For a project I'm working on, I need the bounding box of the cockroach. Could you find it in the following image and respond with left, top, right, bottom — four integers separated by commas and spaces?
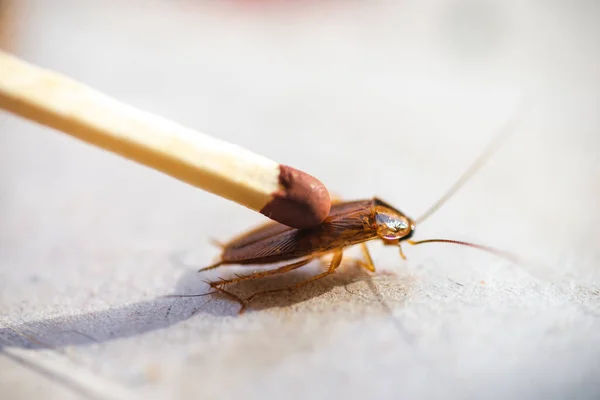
185, 110, 525, 313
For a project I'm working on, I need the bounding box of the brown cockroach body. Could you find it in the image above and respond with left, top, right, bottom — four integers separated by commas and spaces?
200, 193, 514, 313
212, 198, 413, 267
192, 107, 527, 312
200, 198, 415, 311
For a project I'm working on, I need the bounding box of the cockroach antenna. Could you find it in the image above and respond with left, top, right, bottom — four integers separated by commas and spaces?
408, 98, 533, 263
416, 99, 531, 225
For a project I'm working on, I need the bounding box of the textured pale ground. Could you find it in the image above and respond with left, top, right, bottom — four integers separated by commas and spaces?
1, 1, 599, 399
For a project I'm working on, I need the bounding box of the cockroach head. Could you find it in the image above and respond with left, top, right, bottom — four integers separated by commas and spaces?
372, 198, 415, 243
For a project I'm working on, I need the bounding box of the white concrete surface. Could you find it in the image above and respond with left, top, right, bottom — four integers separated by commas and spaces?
1, 1, 599, 399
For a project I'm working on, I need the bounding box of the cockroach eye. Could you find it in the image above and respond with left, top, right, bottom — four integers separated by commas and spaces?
375, 212, 411, 240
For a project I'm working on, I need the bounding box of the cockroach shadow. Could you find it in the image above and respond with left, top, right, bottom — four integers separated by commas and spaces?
0, 289, 217, 350
169, 251, 412, 314
0, 267, 242, 350
0, 257, 401, 350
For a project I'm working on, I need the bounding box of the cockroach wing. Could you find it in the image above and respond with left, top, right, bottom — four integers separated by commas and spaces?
219, 199, 379, 265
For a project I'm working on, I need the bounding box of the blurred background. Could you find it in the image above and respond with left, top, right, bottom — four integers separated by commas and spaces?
1, 1, 599, 399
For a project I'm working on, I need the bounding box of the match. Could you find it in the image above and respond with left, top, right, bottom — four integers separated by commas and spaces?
0, 50, 331, 229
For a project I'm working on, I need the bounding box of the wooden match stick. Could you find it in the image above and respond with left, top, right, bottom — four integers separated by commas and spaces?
0, 50, 331, 229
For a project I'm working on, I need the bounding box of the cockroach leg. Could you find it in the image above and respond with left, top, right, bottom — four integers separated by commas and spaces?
210, 284, 249, 313
398, 243, 407, 260
198, 260, 224, 272
341, 245, 375, 273
359, 243, 376, 272
205, 257, 318, 314
207, 257, 315, 288
349, 258, 370, 272
244, 251, 343, 304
